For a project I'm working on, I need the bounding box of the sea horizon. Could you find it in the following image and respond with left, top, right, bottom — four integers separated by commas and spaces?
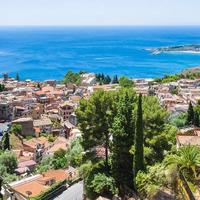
0, 26, 200, 81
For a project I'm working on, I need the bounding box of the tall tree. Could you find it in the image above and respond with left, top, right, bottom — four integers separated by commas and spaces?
112, 75, 119, 84
2, 131, 10, 150
194, 111, 200, 127
119, 76, 134, 88
16, 73, 20, 81
111, 90, 135, 189
187, 101, 194, 125
63, 70, 81, 85
0, 84, 5, 92
76, 90, 116, 169
134, 94, 144, 176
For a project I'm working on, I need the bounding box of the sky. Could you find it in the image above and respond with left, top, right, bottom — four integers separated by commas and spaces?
0, 0, 200, 26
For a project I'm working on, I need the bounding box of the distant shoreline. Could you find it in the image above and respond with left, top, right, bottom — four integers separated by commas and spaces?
147, 45, 200, 54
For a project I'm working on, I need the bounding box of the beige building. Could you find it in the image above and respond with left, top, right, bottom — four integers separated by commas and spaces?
12, 117, 35, 137
58, 102, 74, 121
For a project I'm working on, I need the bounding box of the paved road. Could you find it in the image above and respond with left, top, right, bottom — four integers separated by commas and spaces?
54, 181, 84, 200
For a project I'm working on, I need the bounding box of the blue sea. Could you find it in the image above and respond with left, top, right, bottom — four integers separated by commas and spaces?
0, 26, 200, 81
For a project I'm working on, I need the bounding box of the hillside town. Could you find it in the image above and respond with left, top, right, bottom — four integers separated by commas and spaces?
0, 71, 200, 200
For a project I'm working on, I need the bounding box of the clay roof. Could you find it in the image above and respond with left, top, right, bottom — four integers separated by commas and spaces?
177, 135, 200, 146
18, 160, 37, 168
12, 170, 69, 197
14, 181, 47, 197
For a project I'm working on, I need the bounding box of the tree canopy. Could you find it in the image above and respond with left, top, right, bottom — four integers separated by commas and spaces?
119, 76, 134, 88
63, 70, 81, 85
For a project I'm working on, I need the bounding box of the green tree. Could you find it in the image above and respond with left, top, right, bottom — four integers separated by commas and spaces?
187, 101, 194, 125
16, 73, 20, 81
2, 131, 10, 150
134, 94, 144, 176
136, 163, 172, 199
119, 76, 134, 88
63, 70, 81, 85
96, 74, 111, 84
111, 90, 136, 189
53, 148, 69, 169
76, 90, 116, 169
165, 145, 200, 179
0, 84, 5, 92
37, 156, 54, 173
91, 173, 118, 197
68, 138, 84, 167
142, 96, 172, 165
0, 151, 17, 174
10, 124, 22, 134
194, 111, 200, 127
170, 113, 187, 128
112, 75, 119, 84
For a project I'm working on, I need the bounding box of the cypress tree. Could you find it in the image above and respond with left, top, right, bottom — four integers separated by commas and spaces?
134, 94, 144, 176
16, 73, 20, 81
3, 131, 10, 150
194, 111, 200, 127
112, 75, 119, 84
111, 90, 135, 189
187, 101, 194, 125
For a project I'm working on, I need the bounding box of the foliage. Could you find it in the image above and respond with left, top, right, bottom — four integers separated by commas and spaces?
187, 101, 195, 125
16, 73, 20, 81
63, 70, 81, 85
25, 135, 33, 140
170, 113, 187, 128
53, 148, 69, 169
2, 131, 10, 150
78, 161, 93, 179
171, 87, 178, 95
154, 72, 200, 84
68, 138, 84, 167
10, 124, 22, 134
136, 163, 171, 199
47, 134, 56, 142
0, 151, 18, 183
119, 76, 134, 88
194, 111, 200, 127
142, 96, 175, 165
0, 151, 17, 174
112, 75, 119, 84
0, 84, 5, 92
135, 94, 145, 175
154, 74, 183, 83
165, 145, 200, 180
91, 173, 118, 196
96, 73, 111, 84
3, 174, 18, 183
83, 161, 115, 199
76, 90, 117, 168
37, 156, 54, 173
77, 89, 176, 197
111, 90, 136, 188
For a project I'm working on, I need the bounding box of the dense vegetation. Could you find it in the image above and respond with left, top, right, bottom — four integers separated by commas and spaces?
0, 151, 18, 183
0, 84, 5, 92
118, 76, 134, 88
63, 70, 83, 85
154, 72, 200, 83
95, 73, 119, 85
76, 89, 177, 199
37, 138, 83, 173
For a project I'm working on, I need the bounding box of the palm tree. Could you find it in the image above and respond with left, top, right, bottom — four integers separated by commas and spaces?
165, 145, 200, 179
